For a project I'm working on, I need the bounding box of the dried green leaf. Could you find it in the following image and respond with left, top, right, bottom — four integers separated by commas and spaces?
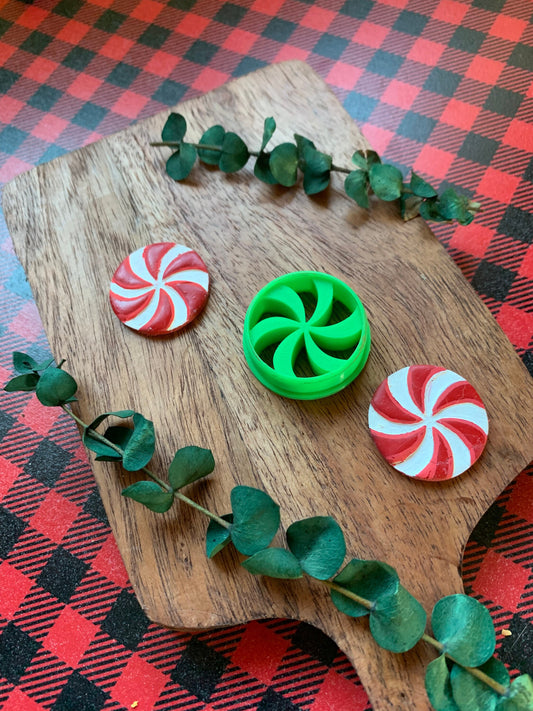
369, 163, 404, 201
35, 368, 77, 406
13, 351, 53, 374
496, 674, 533, 711
260, 117, 276, 152
438, 189, 471, 221
168, 446, 215, 490
121, 412, 156, 471
301, 145, 332, 195
4, 373, 40, 392
269, 142, 299, 187
351, 150, 368, 170
400, 193, 424, 221
425, 655, 460, 711
122, 481, 174, 513
219, 132, 249, 173
94, 425, 133, 461
254, 151, 278, 184
242, 547, 303, 579
410, 171, 438, 198
287, 516, 345, 580
419, 197, 449, 223
345, 170, 369, 209
198, 125, 225, 165
162, 112, 187, 143
206, 514, 233, 558
330, 559, 399, 618
450, 657, 509, 711
369, 584, 427, 653
83, 410, 134, 459
166, 143, 197, 181
431, 595, 496, 667
230, 485, 280, 556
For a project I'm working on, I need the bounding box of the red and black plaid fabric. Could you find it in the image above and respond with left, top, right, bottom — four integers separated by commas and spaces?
0, 0, 531, 709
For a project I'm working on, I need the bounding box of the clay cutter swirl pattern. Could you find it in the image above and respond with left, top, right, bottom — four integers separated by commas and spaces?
243, 271, 371, 400
368, 365, 488, 481
109, 242, 209, 335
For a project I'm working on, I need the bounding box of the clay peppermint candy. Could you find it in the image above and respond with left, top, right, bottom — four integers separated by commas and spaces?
109, 243, 209, 335
368, 365, 488, 481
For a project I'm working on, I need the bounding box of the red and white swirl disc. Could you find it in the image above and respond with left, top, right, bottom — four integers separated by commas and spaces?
368, 365, 488, 481
109, 243, 209, 335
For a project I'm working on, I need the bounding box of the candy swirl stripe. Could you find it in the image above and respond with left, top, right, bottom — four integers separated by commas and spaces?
368, 365, 488, 480
109, 243, 209, 335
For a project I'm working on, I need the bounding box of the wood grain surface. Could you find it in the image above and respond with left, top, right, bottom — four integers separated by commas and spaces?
4, 62, 532, 710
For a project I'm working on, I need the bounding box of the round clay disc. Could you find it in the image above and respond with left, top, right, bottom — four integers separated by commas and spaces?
368, 365, 488, 481
109, 242, 209, 335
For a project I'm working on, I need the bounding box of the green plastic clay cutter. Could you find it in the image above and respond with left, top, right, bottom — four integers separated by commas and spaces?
243, 271, 371, 399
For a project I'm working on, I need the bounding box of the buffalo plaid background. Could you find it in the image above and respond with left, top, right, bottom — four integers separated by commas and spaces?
0, 0, 532, 709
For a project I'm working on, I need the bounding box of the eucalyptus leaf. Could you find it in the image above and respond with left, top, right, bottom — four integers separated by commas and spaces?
410, 171, 438, 198
168, 446, 215, 490
496, 674, 533, 711
294, 133, 316, 161
219, 132, 250, 172
162, 112, 187, 143
438, 189, 471, 221
198, 125, 225, 165
369, 163, 404, 201
369, 584, 427, 653
419, 197, 449, 223
229, 485, 280, 556
260, 117, 276, 152
83, 410, 135, 460
345, 170, 369, 209
286, 516, 345, 580
450, 657, 510, 711
254, 151, 277, 184
425, 655, 460, 711
400, 193, 424, 221
166, 143, 197, 180
351, 150, 368, 170
242, 547, 303, 579
121, 412, 156, 471
94, 425, 133, 461
13, 351, 52, 373
35, 368, 77, 406
121, 481, 174, 513
4, 373, 40, 392
366, 149, 381, 167
302, 145, 332, 195
431, 595, 496, 667
330, 559, 399, 618
269, 143, 299, 187
206, 514, 233, 558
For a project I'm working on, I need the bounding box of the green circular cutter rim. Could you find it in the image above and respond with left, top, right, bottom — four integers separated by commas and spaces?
243, 271, 371, 399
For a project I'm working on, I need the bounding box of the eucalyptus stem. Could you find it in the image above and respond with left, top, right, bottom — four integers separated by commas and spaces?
174, 490, 231, 528
421, 634, 510, 697
150, 140, 261, 158
323, 580, 373, 609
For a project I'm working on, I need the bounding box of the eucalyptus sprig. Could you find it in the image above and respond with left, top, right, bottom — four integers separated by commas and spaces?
150, 113, 481, 226
4, 353, 532, 711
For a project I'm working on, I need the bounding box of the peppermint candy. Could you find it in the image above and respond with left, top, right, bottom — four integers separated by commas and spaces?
109, 243, 209, 335
368, 365, 488, 481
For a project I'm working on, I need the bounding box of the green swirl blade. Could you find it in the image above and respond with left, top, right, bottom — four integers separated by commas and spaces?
273, 330, 305, 377
262, 285, 306, 322
250, 316, 298, 352
308, 278, 334, 326
304, 332, 349, 375
310, 310, 364, 350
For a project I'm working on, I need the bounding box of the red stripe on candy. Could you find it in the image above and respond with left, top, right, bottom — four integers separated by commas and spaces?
407, 364, 445, 413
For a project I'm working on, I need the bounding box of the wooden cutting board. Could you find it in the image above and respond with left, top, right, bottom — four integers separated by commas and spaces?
4, 61, 532, 710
